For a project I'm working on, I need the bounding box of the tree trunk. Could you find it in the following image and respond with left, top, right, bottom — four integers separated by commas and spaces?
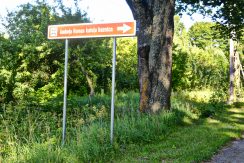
235, 51, 241, 100
126, 0, 175, 112
228, 38, 235, 104
81, 66, 95, 97
6, 69, 17, 102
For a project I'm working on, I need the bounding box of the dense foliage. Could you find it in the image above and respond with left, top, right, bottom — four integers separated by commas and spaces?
0, 2, 233, 105
0, 2, 138, 104
0, 1, 243, 162
172, 16, 229, 91
177, 0, 244, 39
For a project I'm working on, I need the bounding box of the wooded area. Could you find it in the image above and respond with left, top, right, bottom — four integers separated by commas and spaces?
126, 0, 244, 112
0, 0, 244, 162
0, 0, 243, 107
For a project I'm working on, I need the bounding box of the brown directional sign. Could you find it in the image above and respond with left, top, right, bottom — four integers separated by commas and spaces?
48, 21, 136, 39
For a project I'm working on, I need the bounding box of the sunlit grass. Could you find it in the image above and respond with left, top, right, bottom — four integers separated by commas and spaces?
1, 90, 244, 162
116, 107, 244, 162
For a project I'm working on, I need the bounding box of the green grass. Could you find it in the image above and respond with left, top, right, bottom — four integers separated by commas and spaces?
1, 90, 244, 162
115, 106, 244, 162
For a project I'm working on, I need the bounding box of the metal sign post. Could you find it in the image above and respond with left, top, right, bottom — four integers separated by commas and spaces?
62, 39, 69, 146
110, 37, 116, 144
47, 21, 136, 145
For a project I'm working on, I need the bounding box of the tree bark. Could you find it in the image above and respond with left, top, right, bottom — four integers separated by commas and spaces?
235, 51, 241, 100
126, 0, 175, 112
228, 38, 235, 104
80, 66, 95, 97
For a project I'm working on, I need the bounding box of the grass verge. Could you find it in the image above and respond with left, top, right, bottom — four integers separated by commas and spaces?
115, 105, 244, 162
1, 91, 244, 162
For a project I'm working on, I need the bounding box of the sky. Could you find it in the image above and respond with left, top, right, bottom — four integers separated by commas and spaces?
0, 0, 212, 32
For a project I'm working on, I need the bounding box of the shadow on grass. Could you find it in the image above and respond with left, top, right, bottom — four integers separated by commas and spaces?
234, 102, 244, 108
117, 104, 244, 162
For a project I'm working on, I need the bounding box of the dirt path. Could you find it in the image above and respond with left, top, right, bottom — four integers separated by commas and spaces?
208, 135, 244, 163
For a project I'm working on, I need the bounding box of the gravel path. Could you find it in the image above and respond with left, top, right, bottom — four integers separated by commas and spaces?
209, 135, 244, 163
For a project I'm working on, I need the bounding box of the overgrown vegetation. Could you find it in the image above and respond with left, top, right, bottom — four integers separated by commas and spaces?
1, 90, 238, 162
116, 105, 244, 162
0, 1, 244, 162
1, 2, 240, 104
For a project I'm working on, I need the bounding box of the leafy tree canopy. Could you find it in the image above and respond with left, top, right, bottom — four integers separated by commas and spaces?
188, 22, 228, 50
177, 0, 244, 39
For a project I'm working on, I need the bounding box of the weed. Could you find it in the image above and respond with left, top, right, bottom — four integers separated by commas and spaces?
1, 90, 243, 162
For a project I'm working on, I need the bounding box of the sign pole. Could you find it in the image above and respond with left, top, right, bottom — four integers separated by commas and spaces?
110, 37, 116, 144
48, 21, 136, 145
62, 39, 69, 146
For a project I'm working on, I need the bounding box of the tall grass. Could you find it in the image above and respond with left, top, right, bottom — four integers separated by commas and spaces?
0, 90, 224, 162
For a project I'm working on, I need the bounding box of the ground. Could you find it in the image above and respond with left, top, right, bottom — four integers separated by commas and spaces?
209, 134, 244, 163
